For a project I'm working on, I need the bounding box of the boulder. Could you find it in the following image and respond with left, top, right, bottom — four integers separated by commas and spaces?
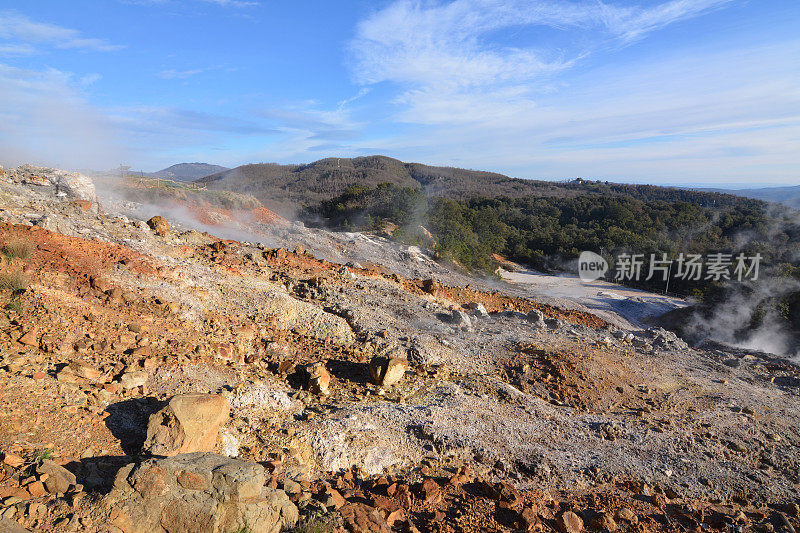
526, 309, 545, 327
305, 362, 331, 395
257, 292, 355, 345
105, 453, 298, 533
449, 309, 473, 331
14, 165, 97, 206
556, 511, 584, 533
146, 216, 169, 237
36, 460, 77, 494
369, 356, 409, 388
143, 393, 230, 456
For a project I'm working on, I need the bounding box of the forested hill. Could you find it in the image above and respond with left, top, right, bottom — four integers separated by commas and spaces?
196, 155, 751, 216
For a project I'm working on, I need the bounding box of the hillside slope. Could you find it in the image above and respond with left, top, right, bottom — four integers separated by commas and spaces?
147, 162, 229, 181
197, 156, 579, 216
198, 155, 757, 217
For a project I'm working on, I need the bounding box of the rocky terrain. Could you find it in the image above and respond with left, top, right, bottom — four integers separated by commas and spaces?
0, 164, 798, 533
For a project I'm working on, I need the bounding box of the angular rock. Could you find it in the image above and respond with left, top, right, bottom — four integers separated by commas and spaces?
556, 510, 584, 533
526, 309, 545, 326
119, 370, 148, 390
305, 361, 331, 395
37, 460, 77, 494
17, 330, 38, 347
421, 279, 439, 295
369, 356, 409, 388
339, 502, 390, 533
2, 453, 24, 468
105, 453, 297, 533
449, 309, 472, 331
146, 216, 169, 236
57, 361, 102, 383
589, 512, 617, 531
143, 393, 230, 456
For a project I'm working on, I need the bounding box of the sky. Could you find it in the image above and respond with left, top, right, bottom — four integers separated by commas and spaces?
0, 0, 797, 187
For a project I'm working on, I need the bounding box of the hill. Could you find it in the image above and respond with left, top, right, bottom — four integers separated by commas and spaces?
197, 155, 752, 216
147, 162, 229, 181
712, 185, 800, 210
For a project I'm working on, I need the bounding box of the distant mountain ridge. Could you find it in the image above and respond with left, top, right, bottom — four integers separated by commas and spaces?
196, 155, 759, 217
146, 163, 229, 181
705, 185, 800, 210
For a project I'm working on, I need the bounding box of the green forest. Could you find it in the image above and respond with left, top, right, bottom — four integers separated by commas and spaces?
303, 181, 800, 339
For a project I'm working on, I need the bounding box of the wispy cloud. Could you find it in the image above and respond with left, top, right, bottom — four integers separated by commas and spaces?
159, 67, 211, 79
0, 43, 36, 56
201, 0, 259, 7
121, 0, 258, 6
352, 40, 800, 184
0, 11, 124, 53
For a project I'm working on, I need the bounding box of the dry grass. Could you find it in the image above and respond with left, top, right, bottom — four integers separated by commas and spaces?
2, 239, 35, 261
0, 267, 29, 296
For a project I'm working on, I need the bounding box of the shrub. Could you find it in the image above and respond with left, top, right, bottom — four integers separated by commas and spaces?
0, 267, 29, 296
2, 239, 34, 261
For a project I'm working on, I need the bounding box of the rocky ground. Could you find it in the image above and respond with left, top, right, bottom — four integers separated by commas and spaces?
0, 165, 798, 533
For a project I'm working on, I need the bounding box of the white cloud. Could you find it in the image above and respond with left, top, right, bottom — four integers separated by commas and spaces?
341, 0, 800, 184
0, 11, 124, 52
349, 39, 800, 184
350, 0, 732, 88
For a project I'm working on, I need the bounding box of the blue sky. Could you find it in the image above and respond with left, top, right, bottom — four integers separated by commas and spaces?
0, 0, 797, 186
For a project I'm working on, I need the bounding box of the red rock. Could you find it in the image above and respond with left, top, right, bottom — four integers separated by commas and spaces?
518, 506, 538, 531
420, 478, 442, 505
27, 480, 46, 497
556, 511, 584, 533
2, 453, 24, 468
17, 330, 38, 347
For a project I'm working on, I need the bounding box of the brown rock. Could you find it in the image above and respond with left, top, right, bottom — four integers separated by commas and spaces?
556, 511, 584, 533
27, 480, 46, 498
420, 478, 442, 505
142, 393, 230, 456
325, 486, 346, 509
306, 361, 331, 395
651, 493, 668, 509
146, 216, 169, 236
2, 453, 24, 468
37, 460, 76, 494
107, 453, 298, 533
17, 330, 38, 347
394, 484, 412, 508
589, 512, 617, 531
339, 502, 390, 533
614, 507, 636, 523
421, 279, 439, 295
58, 361, 102, 383
369, 356, 409, 388
518, 506, 538, 531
